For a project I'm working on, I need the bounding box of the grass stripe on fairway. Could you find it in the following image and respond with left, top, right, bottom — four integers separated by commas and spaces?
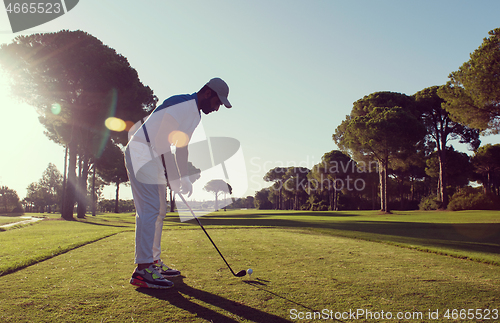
179, 210, 500, 266
0, 218, 128, 276
1, 227, 499, 322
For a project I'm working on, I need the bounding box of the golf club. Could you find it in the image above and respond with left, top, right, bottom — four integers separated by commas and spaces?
176, 193, 246, 277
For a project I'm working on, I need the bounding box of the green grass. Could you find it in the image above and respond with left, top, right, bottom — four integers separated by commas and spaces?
0, 215, 133, 276
199, 209, 500, 223
171, 209, 500, 265
0, 210, 499, 322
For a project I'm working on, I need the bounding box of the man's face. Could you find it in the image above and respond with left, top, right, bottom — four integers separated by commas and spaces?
200, 90, 222, 115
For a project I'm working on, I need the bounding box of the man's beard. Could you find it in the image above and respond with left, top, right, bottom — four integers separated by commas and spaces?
199, 97, 216, 114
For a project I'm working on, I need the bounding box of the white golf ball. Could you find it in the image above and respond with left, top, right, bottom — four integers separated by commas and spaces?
247, 268, 253, 275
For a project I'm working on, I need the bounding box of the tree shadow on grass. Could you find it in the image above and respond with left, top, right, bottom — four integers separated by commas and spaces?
136, 275, 293, 322
314, 221, 500, 255
180, 211, 363, 219
75, 219, 133, 228
166, 216, 500, 258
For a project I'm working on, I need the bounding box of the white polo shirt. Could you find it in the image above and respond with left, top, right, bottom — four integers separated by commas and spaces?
126, 93, 201, 183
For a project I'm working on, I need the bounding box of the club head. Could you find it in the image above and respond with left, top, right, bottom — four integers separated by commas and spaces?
235, 270, 247, 277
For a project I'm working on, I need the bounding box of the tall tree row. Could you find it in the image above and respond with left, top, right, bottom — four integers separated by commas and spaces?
414, 86, 480, 208
334, 92, 426, 212
472, 144, 500, 195
438, 28, 500, 133
0, 30, 157, 219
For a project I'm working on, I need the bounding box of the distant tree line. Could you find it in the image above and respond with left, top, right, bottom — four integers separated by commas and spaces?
0, 186, 23, 214
14, 162, 135, 214
98, 199, 135, 213
254, 144, 500, 211
254, 28, 500, 212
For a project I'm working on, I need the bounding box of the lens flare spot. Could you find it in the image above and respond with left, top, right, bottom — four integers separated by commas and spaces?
168, 130, 189, 147
51, 103, 61, 115
105, 117, 126, 132
124, 121, 135, 131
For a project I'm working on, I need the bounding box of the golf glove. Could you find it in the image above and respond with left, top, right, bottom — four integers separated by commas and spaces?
180, 177, 193, 197
170, 177, 192, 197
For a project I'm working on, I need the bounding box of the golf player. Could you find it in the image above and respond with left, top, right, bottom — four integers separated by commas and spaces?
125, 78, 232, 289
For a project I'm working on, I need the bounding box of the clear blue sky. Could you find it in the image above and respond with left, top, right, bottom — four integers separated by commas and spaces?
1, 0, 499, 200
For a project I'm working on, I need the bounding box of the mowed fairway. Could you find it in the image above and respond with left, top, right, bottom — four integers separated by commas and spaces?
0, 211, 499, 322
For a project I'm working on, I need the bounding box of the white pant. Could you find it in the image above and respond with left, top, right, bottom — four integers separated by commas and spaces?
125, 149, 167, 264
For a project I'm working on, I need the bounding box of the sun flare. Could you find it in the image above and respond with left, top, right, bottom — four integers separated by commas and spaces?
105, 117, 126, 132
168, 130, 189, 147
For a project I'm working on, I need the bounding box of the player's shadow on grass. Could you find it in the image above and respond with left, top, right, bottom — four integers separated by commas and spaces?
136, 275, 291, 322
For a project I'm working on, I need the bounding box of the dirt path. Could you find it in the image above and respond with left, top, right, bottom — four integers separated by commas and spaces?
0, 217, 44, 229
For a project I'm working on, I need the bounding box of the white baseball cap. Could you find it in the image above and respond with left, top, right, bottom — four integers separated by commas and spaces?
206, 78, 232, 108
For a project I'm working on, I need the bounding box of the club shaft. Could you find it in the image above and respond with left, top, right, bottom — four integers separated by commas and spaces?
177, 193, 237, 276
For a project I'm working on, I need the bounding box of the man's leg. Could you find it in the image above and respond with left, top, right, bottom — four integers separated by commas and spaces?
151, 188, 182, 278
152, 184, 167, 261
130, 170, 168, 267
125, 150, 164, 267
125, 150, 174, 289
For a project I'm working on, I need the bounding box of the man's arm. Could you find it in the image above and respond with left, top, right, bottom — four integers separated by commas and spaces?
175, 146, 188, 177
155, 113, 192, 195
